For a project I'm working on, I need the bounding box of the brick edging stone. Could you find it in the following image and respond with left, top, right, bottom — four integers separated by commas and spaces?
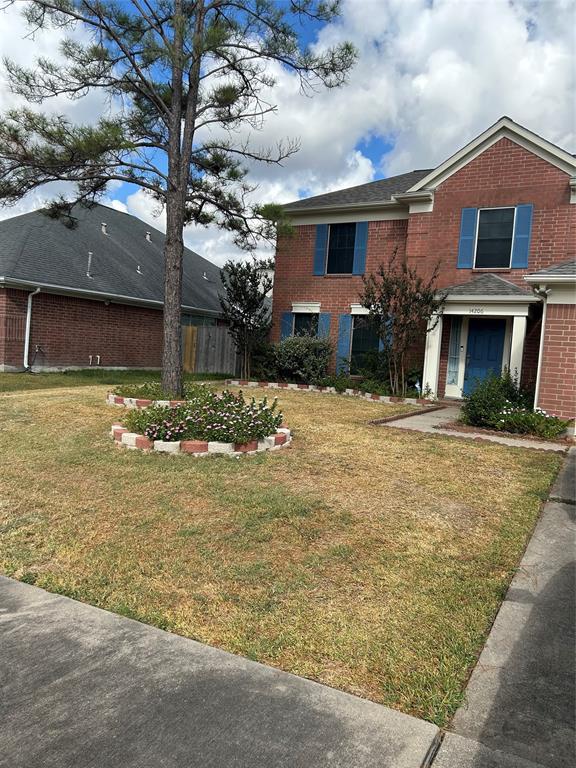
107, 393, 186, 409
225, 380, 434, 406
111, 424, 292, 457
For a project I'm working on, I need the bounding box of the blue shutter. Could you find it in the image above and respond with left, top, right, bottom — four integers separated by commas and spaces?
318, 312, 331, 338
313, 224, 328, 275
511, 204, 533, 269
336, 314, 352, 374
352, 221, 368, 275
457, 208, 478, 268
280, 312, 293, 340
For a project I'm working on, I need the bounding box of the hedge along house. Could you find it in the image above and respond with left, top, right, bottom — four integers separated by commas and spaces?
272, 117, 576, 422
0, 203, 226, 372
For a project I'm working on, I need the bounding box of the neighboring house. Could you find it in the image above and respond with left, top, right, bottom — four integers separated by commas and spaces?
272, 117, 576, 422
0, 203, 225, 371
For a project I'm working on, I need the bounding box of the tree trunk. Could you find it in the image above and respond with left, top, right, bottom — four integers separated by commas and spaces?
161, 195, 185, 396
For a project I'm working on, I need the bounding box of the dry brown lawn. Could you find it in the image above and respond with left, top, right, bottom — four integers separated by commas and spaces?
0, 383, 562, 726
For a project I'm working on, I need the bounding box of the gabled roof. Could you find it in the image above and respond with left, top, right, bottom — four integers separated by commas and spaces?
445, 273, 534, 298
281, 117, 576, 215
283, 170, 432, 212
0, 203, 224, 314
408, 116, 576, 193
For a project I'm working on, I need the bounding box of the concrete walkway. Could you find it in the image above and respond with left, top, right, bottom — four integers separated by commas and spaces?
0, 576, 439, 768
431, 448, 576, 768
380, 406, 568, 452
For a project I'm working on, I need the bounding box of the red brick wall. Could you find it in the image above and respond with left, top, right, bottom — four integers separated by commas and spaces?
0, 288, 164, 369
537, 303, 576, 420
271, 219, 408, 359
272, 137, 574, 382
406, 137, 575, 287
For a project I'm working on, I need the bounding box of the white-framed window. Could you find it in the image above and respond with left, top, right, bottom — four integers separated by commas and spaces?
326, 222, 356, 274
293, 313, 319, 336
474, 207, 516, 269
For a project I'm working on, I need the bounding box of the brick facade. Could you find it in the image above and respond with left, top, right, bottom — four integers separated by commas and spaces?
537, 304, 576, 419
0, 288, 164, 370
272, 136, 575, 419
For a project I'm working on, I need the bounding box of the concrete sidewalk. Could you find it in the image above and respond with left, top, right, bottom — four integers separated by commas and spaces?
0, 576, 439, 768
432, 448, 576, 768
380, 406, 568, 452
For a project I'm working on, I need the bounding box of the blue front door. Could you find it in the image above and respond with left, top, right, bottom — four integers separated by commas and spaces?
463, 318, 506, 395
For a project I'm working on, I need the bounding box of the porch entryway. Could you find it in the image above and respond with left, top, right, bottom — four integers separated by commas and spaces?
421, 273, 541, 399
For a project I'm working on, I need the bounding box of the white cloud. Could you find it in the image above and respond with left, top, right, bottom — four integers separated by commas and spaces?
0, 0, 574, 263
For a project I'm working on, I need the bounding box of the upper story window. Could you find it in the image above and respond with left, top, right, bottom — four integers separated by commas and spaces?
313, 222, 368, 276
458, 204, 533, 271
474, 208, 515, 269
326, 223, 356, 274
293, 312, 318, 336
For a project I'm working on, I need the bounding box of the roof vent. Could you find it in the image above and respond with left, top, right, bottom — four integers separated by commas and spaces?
86, 251, 94, 279
202, 271, 209, 280
136, 265, 142, 275
101, 222, 108, 235
145, 231, 151, 242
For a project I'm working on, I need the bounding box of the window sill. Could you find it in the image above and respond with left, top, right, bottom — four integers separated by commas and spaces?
322, 273, 360, 278
472, 268, 512, 273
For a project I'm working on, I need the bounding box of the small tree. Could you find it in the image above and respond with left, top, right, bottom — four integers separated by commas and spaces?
219, 258, 272, 378
359, 250, 446, 396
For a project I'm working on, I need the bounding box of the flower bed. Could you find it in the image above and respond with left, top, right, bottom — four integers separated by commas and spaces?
226, 380, 432, 405
111, 423, 291, 456
111, 388, 290, 457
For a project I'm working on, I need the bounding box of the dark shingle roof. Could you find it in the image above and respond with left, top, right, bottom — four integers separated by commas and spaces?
445, 273, 532, 297
0, 203, 223, 314
526, 260, 576, 277
283, 169, 432, 211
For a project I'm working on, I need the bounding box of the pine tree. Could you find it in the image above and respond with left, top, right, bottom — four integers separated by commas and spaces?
0, 0, 355, 394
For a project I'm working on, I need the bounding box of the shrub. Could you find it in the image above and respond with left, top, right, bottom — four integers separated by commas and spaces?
315, 374, 355, 393
123, 389, 282, 443
113, 380, 214, 401
274, 336, 333, 384
461, 370, 530, 427
493, 405, 569, 439
251, 341, 278, 381
461, 371, 568, 439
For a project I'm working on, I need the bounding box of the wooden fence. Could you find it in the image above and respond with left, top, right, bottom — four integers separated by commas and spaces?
182, 325, 239, 375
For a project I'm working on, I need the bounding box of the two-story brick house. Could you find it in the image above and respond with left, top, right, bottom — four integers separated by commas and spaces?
271, 117, 576, 422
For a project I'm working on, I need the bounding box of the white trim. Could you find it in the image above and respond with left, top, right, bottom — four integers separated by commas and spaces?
443, 301, 534, 317
422, 314, 443, 397
350, 303, 369, 315
509, 315, 527, 382
407, 118, 576, 193
292, 301, 321, 313
546, 286, 576, 305
534, 300, 548, 409
444, 293, 539, 304
472, 206, 516, 270
524, 273, 576, 284
288, 208, 408, 225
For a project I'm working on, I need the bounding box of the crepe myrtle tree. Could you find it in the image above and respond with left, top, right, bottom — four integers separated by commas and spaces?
0, 0, 356, 396
219, 256, 272, 378
358, 249, 446, 397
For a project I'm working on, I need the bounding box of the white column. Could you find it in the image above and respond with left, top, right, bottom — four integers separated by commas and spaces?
422, 314, 443, 398
509, 315, 527, 385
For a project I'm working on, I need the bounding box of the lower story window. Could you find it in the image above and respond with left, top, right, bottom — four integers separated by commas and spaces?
350, 316, 380, 374
293, 313, 318, 336
446, 317, 462, 386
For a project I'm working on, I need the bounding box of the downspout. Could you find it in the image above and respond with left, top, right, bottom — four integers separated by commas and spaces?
23, 287, 41, 370
533, 287, 549, 409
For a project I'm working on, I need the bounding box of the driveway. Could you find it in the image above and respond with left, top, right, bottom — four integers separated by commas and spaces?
0, 576, 438, 768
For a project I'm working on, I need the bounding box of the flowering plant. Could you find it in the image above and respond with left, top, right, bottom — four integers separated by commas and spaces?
123, 389, 282, 443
